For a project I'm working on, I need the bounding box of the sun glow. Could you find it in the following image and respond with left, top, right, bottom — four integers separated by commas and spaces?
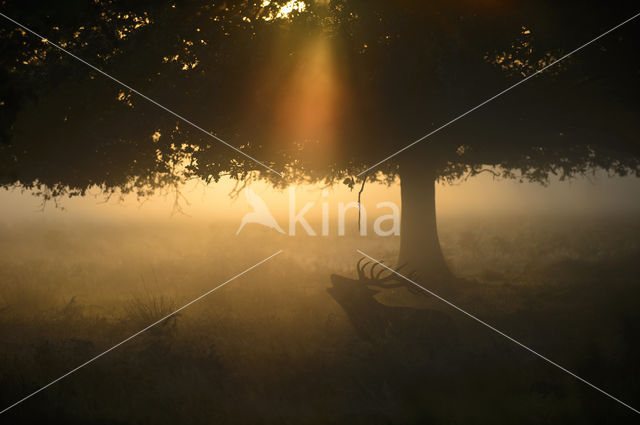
262, 0, 307, 21
273, 35, 341, 151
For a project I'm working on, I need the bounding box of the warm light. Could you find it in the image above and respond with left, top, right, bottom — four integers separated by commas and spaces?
262, 0, 307, 21
273, 36, 341, 149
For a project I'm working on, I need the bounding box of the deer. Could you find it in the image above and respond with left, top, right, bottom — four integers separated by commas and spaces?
327, 258, 456, 345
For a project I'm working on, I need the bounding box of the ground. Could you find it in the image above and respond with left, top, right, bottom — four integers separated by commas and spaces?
0, 214, 638, 424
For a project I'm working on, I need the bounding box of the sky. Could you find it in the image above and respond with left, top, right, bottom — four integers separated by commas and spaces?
1, 171, 639, 228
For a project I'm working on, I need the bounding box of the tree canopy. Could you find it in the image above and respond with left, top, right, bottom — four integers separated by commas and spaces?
1, 0, 639, 199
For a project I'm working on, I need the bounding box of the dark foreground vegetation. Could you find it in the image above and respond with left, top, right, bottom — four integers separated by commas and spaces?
0, 214, 639, 424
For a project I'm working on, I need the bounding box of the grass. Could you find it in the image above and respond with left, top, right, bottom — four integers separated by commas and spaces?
0, 214, 639, 424
123, 287, 179, 333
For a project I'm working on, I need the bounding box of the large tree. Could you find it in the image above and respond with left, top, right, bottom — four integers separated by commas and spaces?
1, 0, 639, 283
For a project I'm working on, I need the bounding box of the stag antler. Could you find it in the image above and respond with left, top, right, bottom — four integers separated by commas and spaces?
356, 257, 424, 296
356, 258, 396, 282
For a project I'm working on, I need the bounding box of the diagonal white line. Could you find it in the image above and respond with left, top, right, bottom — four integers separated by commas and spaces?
357, 12, 640, 177
0, 12, 282, 177
0, 249, 283, 415
356, 249, 640, 415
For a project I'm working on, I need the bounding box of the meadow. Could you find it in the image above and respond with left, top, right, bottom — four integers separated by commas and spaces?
0, 213, 639, 424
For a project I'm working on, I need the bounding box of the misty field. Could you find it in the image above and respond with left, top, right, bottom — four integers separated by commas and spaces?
0, 214, 639, 424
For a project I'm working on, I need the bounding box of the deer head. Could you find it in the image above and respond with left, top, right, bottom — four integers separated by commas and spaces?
328, 259, 402, 308
327, 258, 436, 342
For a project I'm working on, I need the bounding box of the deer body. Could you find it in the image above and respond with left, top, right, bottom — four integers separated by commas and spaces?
327, 260, 456, 344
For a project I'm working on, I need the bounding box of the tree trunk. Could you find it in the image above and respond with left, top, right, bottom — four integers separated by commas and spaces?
398, 161, 451, 283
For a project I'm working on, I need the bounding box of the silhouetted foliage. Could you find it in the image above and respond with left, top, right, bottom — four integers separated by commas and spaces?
1, 0, 638, 196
